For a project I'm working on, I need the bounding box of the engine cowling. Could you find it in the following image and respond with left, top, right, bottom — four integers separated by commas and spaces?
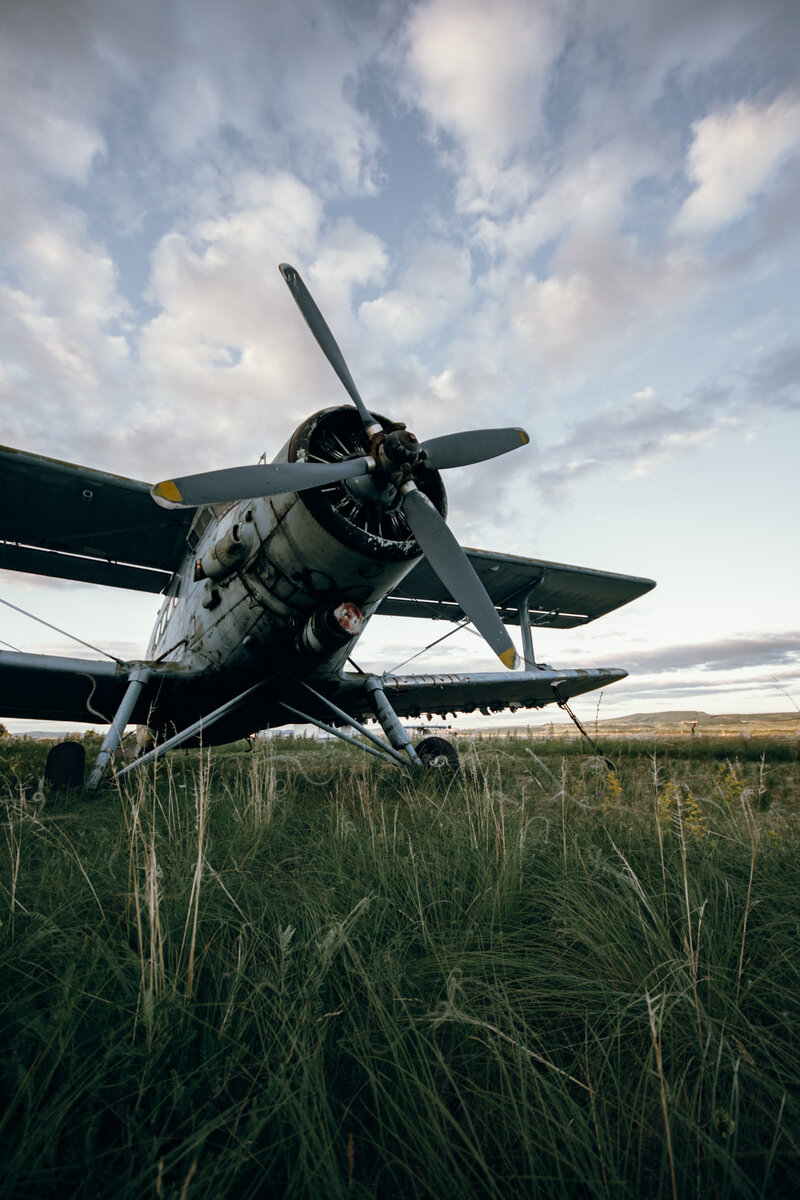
289, 406, 447, 560
236, 406, 448, 623
149, 408, 448, 680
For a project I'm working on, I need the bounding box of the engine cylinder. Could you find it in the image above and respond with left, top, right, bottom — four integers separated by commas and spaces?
288, 407, 446, 561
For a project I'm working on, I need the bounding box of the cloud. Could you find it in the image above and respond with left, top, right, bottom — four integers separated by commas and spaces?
0, 0, 398, 478
398, 0, 564, 212
584, 0, 780, 111
379, 0, 800, 404
549, 632, 800, 715
359, 240, 472, 344
622, 633, 800, 675
0, 209, 131, 452
609, 664, 800, 706
747, 337, 800, 411
676, 92, 800, 235
532, 382, 734, 501
531, 328, 800, 503
125, 0, 385, 195
94, 176, 394, 481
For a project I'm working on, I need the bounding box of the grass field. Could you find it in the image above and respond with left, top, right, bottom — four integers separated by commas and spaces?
1, 732, 799, 1198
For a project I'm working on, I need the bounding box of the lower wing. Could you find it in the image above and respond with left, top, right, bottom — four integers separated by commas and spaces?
0, 651, 200, 725
330, 666, 628, 722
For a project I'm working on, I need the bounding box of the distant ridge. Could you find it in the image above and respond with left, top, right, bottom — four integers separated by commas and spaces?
611, 710, 711, 725
606, 711, 797, 728
523, 710, 800, 737
474, 711, 800, 738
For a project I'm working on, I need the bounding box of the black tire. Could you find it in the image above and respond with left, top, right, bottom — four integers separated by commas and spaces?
415, 736, 459, 772
44, 741, 86, 791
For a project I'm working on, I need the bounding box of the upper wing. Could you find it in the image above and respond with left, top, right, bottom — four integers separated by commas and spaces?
376, 547, 655, 629
330, 666, 628, 722
0, 444, 194, 593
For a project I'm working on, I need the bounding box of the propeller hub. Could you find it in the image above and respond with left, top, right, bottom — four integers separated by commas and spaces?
381, 428, 420, 469
345, 473, 398, 507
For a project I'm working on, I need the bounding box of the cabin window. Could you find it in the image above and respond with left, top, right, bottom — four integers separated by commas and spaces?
186, 505, 214, 551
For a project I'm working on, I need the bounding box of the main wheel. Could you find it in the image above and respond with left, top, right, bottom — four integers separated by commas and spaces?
44, 741, 86, 791
415, 736, 459, 772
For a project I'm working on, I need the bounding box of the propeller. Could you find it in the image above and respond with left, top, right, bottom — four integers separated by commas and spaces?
278, 263, 381, 436
400, 484, 518, 668
151, 263, 530, 669
420, 427, 529, 471
151, 456, 374, 509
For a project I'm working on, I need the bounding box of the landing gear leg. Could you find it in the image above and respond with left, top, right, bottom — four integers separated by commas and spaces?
365, 678, 422, 767
87, 667, 151, 790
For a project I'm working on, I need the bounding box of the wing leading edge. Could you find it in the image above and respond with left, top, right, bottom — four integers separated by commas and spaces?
377, 547, 655, 629
0, 444, 193, 593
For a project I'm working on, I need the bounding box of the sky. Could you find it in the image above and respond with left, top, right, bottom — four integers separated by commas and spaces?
1, 0, 799, 734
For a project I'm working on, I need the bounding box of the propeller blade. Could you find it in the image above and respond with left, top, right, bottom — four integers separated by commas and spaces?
400, 484, 519, 669
279, 263, 378, 433
151, 456, 373, 509
421, 427, 529, 471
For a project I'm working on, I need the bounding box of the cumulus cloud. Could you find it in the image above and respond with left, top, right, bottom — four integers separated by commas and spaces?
129, 184, 391, 477
676, 93, 800, 235
379, 0, 800, 402
0, 0, 398, 477
140, 0, 384, 194
360, 240, 472, 344
398, 0, 564, 212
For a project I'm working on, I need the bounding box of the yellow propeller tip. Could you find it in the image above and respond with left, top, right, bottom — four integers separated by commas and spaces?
517, 428, 530, 446
152, 479, 184, 504
499, 646, 519, 670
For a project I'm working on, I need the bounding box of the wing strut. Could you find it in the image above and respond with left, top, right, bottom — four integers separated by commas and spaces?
279, 702, 404, 767
87, 666, 151, 789
518, 576, 547, 669
112, 680, 267, 784
280, 680, 423, 768
287, 680, 421, 767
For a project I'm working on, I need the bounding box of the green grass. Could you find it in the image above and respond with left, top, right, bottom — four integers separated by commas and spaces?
1, 735, 799, 1198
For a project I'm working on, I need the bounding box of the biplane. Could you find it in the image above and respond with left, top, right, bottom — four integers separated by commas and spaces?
0, 265, 655, 786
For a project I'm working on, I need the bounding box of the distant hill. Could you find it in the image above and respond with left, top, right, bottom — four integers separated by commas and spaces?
610, 711, 711, 726
517, 711, 800, 738
606, 711, 798, 730
476, 711, 800, 738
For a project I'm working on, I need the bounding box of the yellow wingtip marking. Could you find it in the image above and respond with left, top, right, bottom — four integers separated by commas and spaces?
153, 479, 184, 504
500, 646, 518, 670
518, 428, 530, 446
